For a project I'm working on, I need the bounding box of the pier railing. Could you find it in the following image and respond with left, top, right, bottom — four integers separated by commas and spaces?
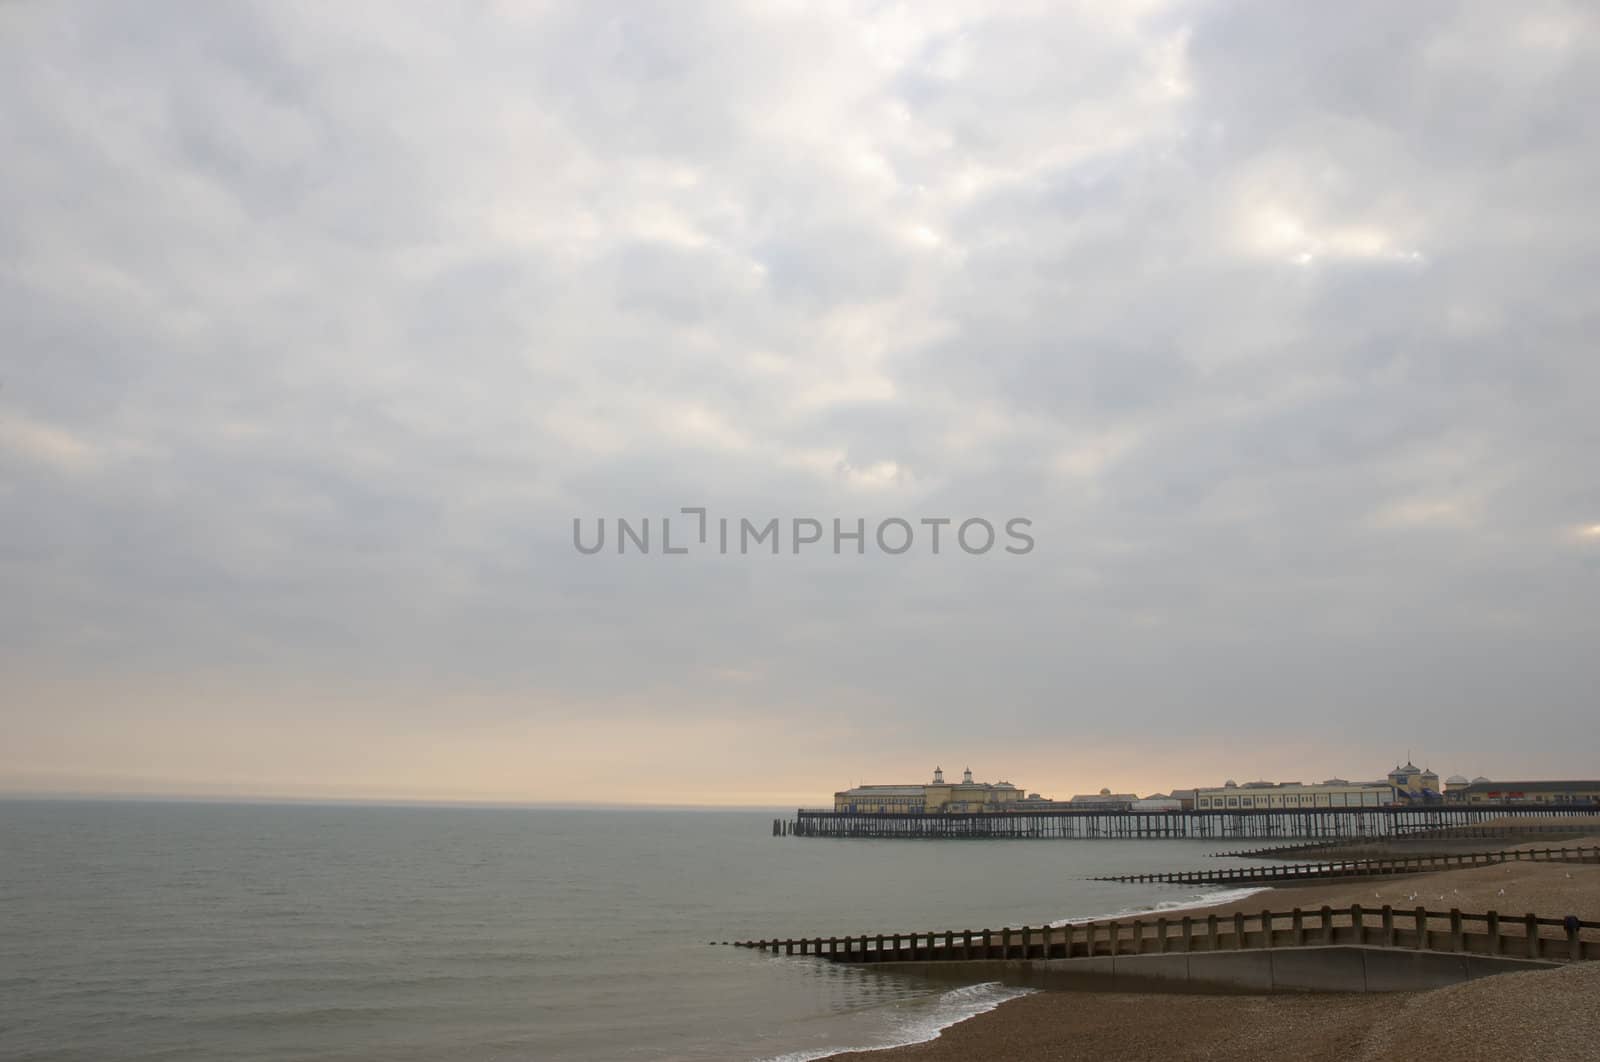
1090, 844, 1600, 885
728, 904, 1600, 965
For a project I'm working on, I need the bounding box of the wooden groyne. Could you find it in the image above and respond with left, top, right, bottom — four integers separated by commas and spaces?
780, 805, 1598, 841
727, 904, 1600, 965
1212, 822, 1600, 859
1089, 844, 1600, 885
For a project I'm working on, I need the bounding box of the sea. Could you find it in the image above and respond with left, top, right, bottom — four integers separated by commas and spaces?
0, 801, 1271, 1061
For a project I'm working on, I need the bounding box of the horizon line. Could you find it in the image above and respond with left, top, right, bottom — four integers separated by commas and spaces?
0, 790, 797, 813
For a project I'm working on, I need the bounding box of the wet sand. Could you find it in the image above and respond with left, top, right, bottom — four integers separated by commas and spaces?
829, 837, 1600, 1062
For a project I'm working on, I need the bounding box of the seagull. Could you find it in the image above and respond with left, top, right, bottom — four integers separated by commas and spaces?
1497, 888, 1506, 896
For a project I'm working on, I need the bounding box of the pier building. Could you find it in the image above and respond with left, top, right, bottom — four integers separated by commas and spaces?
833, 766, 1027, 813
1193, 779, 1393, 810
1387, 760, 1442, 801
1459, 780, 1600, 805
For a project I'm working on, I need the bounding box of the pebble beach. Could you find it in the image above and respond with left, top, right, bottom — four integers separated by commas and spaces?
829, 835, 1600, 1062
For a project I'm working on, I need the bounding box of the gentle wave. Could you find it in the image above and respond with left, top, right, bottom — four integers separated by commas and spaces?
762, 981, 1037, 1062
1049, 885, 1272, 926
762, 886, 1270, 1061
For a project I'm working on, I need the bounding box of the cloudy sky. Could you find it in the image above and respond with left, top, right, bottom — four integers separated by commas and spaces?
3, 1, 1598, 806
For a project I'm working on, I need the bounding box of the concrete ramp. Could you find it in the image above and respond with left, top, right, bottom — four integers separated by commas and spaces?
864, 946, 1559, 995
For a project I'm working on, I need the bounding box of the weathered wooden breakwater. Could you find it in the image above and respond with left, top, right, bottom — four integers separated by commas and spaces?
776, 804, 1597, 841
1089, 844, 1600, 885
1212, 822, 1600, 859
728, 904, 1600, 965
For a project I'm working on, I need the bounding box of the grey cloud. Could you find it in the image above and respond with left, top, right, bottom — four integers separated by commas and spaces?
3, 0, 1599, 794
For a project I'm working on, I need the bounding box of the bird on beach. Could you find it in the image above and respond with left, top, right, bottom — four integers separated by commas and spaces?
1497, 888, 1507, 896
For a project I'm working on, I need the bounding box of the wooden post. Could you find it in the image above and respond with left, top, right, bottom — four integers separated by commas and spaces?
1207, 914, 1219, 951
1292, 908, 1305, 946
1448, 910, 1463, 952
1569, 917, 1582, 961
908, 931, 919, 961
1131, 919, 1144, 955
1414, 907, 1427, 950
1382, 906, 1395, 947
1002, 926, 1012, 960
1486, 911, 1500, 956
1525, 914, 1539, 959
1157, 917, 1170, 954
1182, 916, 1194, 952
1021, 925, 1032, 960
963, 929, 973, 960
1234, 912, 1246, 948
982, 928, 992, 959
786, 939, 795, 956
1351, 905, 1364, 946
945, 929, 954, 958
1261, 910, 1274, 948
1107, 921, 1119, 957
1321, 906, 1333, 946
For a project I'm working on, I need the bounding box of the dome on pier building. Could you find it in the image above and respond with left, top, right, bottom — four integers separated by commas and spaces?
962, 767, 973, 784
1472, 776, 1490, 784
932, 766, 944, 784
1446, 774, 1469, 785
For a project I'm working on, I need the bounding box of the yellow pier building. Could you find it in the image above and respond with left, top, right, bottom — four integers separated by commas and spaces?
833, 766, 1028, 814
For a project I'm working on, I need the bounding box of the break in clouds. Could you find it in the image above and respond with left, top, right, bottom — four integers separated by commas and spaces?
2, 1, 1599, 798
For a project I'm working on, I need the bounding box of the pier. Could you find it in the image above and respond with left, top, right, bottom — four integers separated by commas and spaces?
775, 804, 1597, 841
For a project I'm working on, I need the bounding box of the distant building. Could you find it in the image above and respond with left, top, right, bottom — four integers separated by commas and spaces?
833, 766, 1027, 813
1458, 780, 1600, 806
1194, 779, 1393, 810
1444, 774, 1471, 801
1133, 794, 1183, 812
1387, 761, 1441, 803
1069, 787, 1137, 811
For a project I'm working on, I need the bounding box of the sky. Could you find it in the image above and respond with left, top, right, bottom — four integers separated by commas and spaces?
2, 1, 1598, 807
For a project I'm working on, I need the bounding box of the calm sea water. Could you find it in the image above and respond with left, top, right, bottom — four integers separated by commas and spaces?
0, 801, 1268, 1061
